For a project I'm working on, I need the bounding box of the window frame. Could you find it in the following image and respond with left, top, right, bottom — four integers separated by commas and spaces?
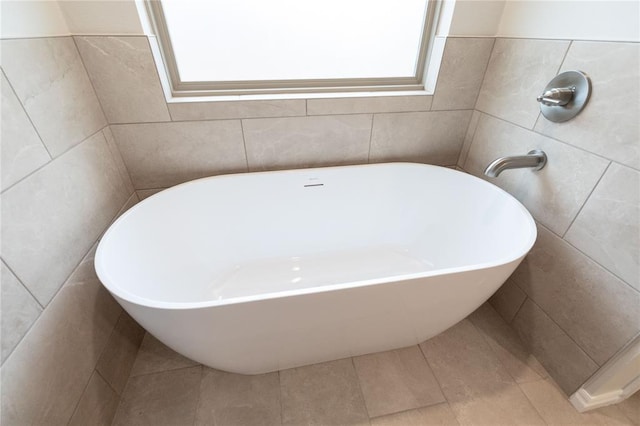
145, 0, 440, 98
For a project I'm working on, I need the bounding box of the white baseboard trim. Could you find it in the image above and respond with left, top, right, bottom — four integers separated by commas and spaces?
570, 334, 640, 413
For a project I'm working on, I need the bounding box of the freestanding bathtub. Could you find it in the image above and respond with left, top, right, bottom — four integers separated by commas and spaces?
95, 163, 536, 374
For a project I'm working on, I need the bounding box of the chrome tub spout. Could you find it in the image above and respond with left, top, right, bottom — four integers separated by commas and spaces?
484, 150, 547, 178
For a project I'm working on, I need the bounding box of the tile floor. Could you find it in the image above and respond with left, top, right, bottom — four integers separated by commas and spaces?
111, 303, 638, 425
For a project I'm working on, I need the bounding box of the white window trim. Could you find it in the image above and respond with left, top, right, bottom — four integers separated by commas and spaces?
141, 0, 444, 101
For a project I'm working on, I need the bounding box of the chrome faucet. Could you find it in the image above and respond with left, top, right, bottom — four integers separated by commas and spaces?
484, 150, 547, 178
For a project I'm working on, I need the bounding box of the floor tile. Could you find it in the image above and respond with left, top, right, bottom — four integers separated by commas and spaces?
130, 333, 199, 377
617, 391, 640, 425
354, 345, 445, 417
195, 368, 281, 426
96, 311, 145, 394
520, 378, 634, 425
420, 320, 545, 425
112, 366, 202, 426
68, 372, 119, 426
469, 303, 548, 384
280, 358, 370, 425
370, 403, 459, 426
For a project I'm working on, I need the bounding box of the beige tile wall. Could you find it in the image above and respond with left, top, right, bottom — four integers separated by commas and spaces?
464, 38, 640, 395
76, 36, 496, 192
1, 37, 144, 426
5, 32, 631, 423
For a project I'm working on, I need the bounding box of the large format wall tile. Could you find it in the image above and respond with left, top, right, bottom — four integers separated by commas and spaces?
1, 277, 122, 425
565, 163, 639, 290
243, 115, 372, 171
1, 37, 106, 156
370, 110, 472, 165
0, 72, 50, 191
307, 95, 432, 115
431, 38, 494, 111
512, 299, 599, 394
75, 36, 170, 124
512, 225, 640, 366
475, 39, 570, 129
0, 261, 41, 363
464, 114, 609, 235
111, 120, 247, 188
535, 42, 640, 170
1, 131, 132, 306
169, 99, 306, 121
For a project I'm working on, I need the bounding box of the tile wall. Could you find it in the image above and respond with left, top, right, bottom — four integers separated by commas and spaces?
1, 37, 144, 425
462, 38, 640, 394
0, 35, 494, 426
2, 31, 636, 425
73, 36, 494, 199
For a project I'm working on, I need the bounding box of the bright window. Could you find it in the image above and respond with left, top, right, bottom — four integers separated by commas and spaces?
147, 0, 437, 97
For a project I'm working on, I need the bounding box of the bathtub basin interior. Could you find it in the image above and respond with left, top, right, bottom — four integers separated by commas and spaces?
96, 163, 536, 308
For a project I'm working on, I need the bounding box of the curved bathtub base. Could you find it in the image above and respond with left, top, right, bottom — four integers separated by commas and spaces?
96, 163, 536, 374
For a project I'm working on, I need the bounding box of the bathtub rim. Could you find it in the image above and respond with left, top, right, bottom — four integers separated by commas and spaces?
95, 163, 537, 311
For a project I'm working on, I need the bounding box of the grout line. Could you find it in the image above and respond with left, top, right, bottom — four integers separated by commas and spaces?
166, 102, 175, 121
509, 292, 529, 325
417, 343, 448, 403
475, 109, 621, 166
517, 378, 552, 425
128, 363, 201, 379
190, 366, 205, 426
0, 258, 44, 309
142, 36, 173, 122
0, 259, 44, 367
555, 40, 573, 75
471, 37, 497, 110
1, 125, 108, 195
105, 107, 476, 126
277, 370, 284, 425
103, 125, 137, 194
5, 189, 138, 365
239, 120, 251, 171
493, 36, 640, 44
561, 161, 611, 239
65, 370, 100, 426
95, 368, 121, 397
466, 313, 549, 423
304, 99, 308, 116
1, 68, 54, 160
367, 402, 452, 422
535, 219, 639, 295
366, 115, 375, 163
72, 36, 110, 128
511, 252, 605, 369
349, 357, 372, 419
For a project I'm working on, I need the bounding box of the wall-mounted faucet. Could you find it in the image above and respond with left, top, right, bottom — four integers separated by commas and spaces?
484, 150, 547, 178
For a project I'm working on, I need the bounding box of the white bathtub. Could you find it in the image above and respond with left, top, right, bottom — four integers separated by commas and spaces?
95, 163, 536, 374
